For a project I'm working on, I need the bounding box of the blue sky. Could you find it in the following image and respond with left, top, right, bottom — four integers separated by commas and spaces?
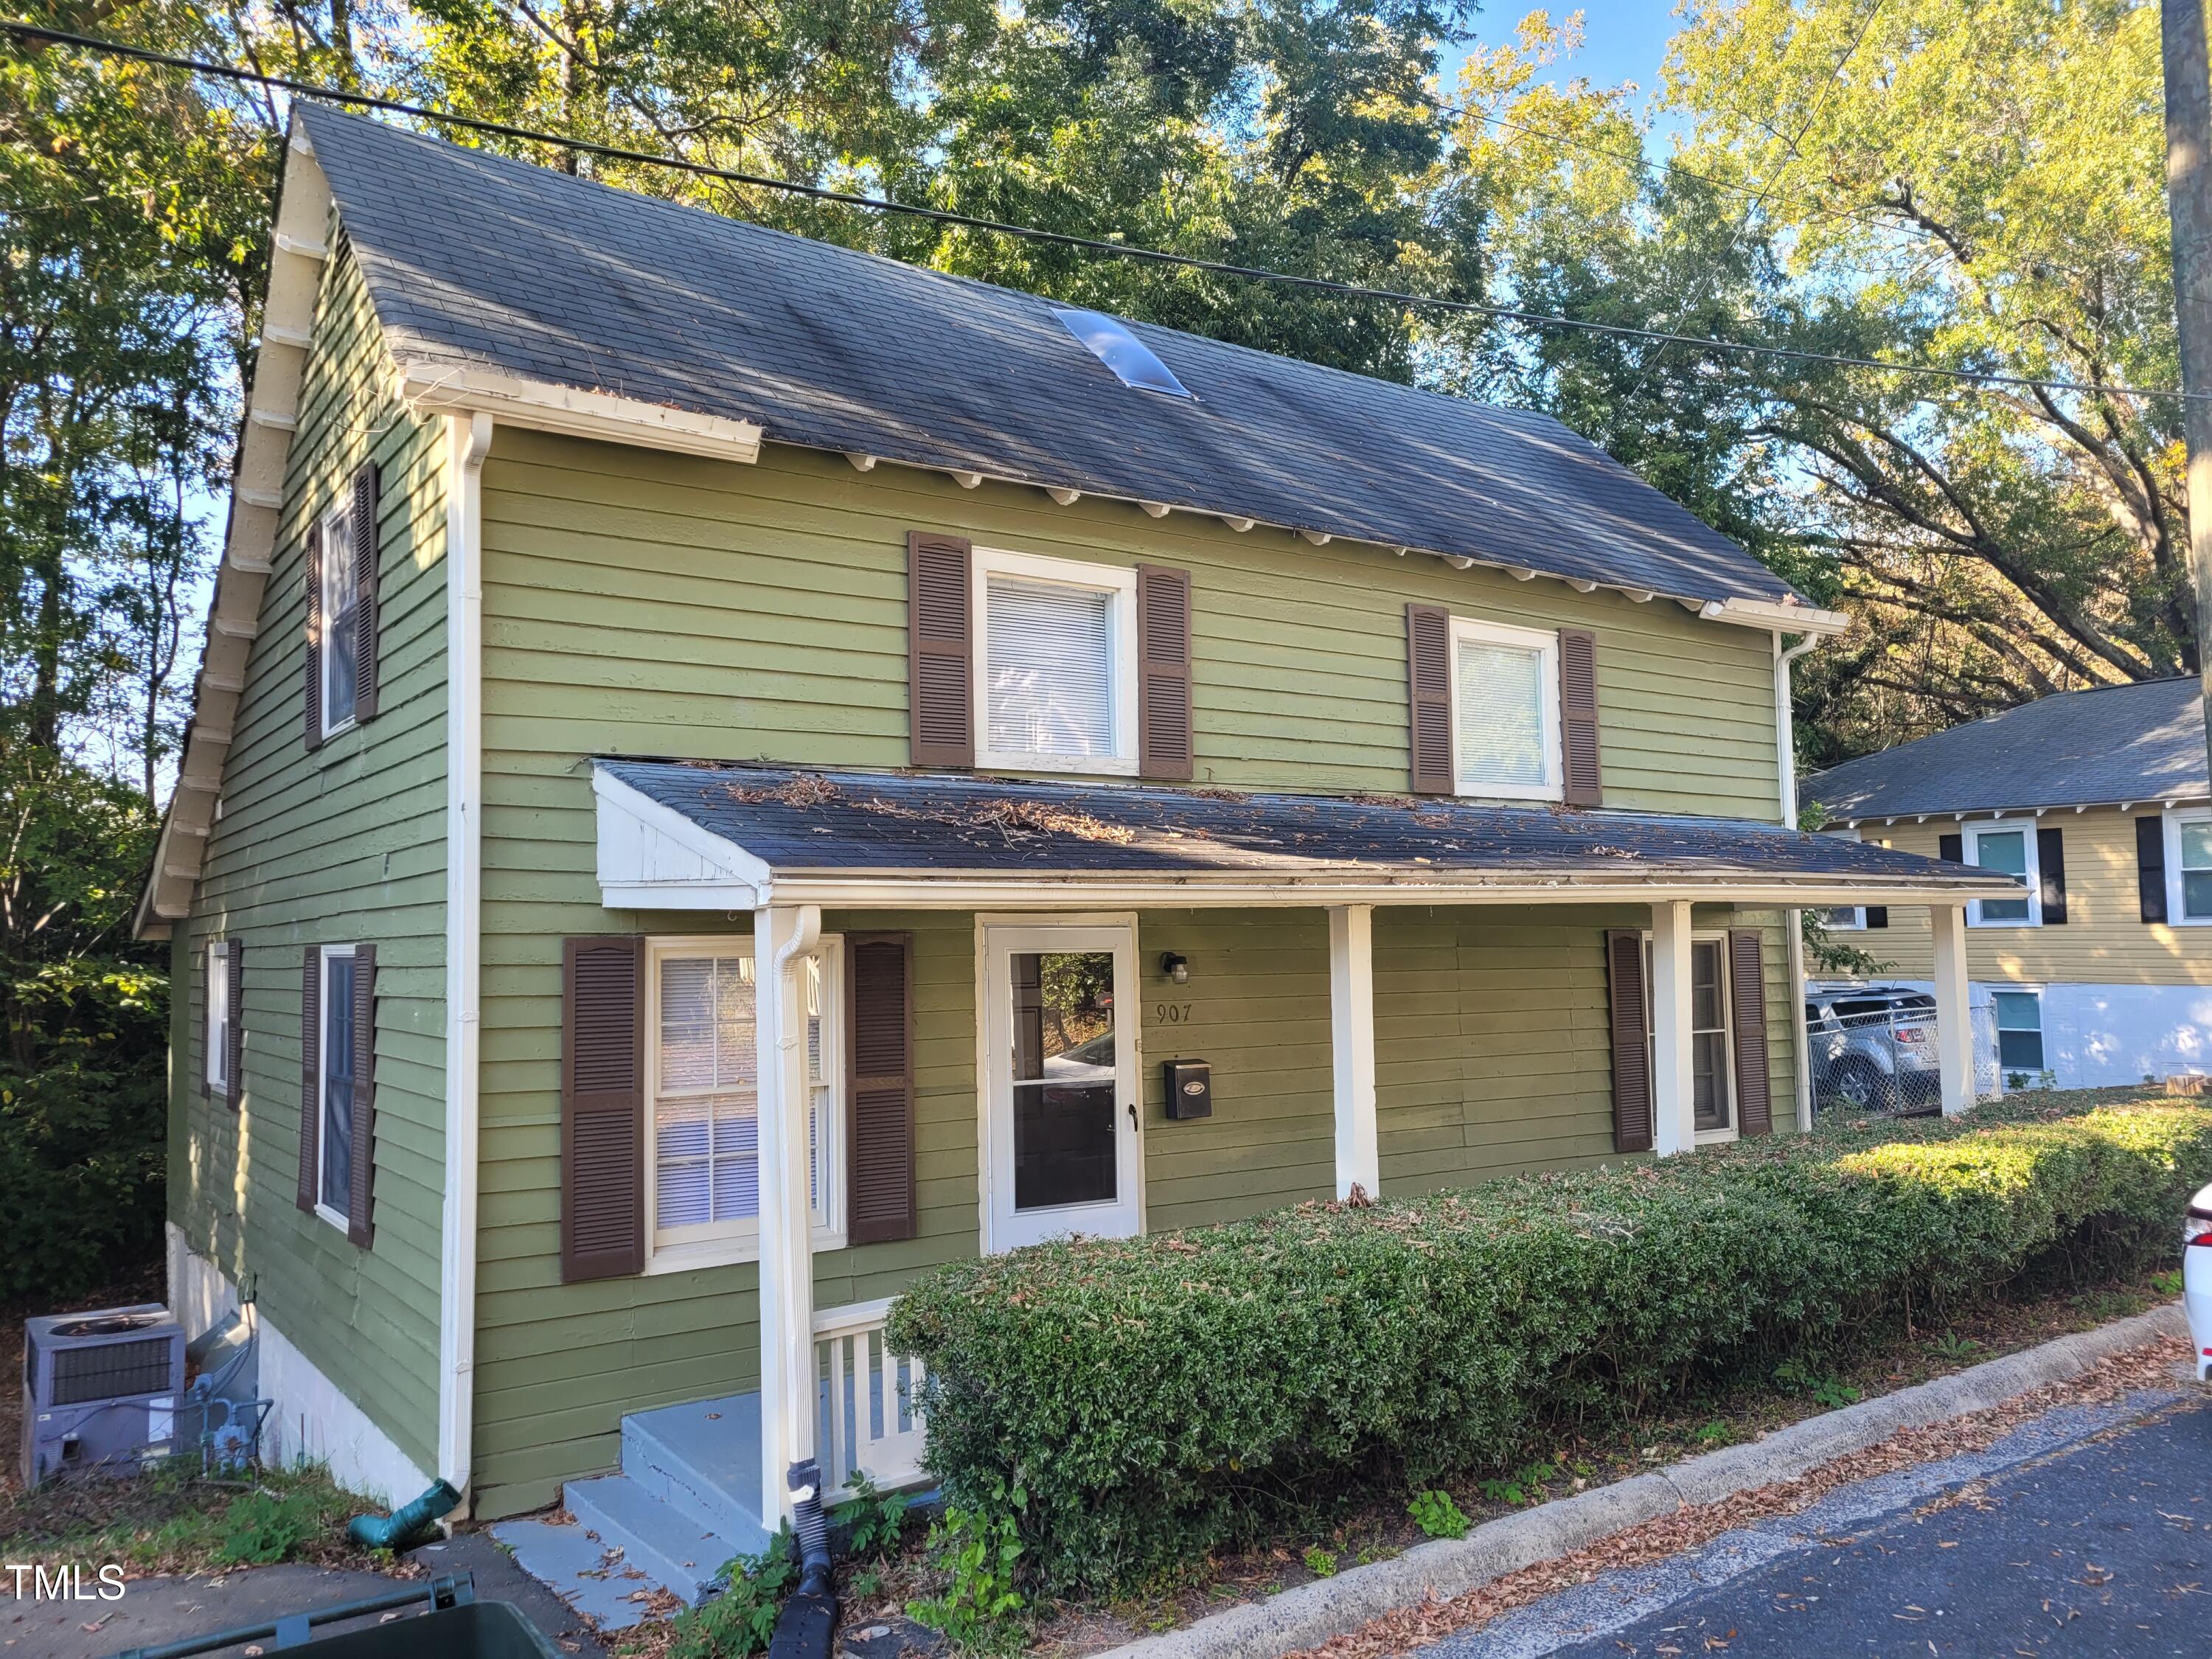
1442, 2, 1688, 130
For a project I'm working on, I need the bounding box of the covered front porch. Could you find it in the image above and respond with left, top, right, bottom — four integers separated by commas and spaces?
497, 762, 2014, 1625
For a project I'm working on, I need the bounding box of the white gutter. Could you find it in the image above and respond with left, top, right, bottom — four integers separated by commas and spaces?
1775, 630, 1823, 1133
397, 364, 762, 465
437, 409, 493, 1509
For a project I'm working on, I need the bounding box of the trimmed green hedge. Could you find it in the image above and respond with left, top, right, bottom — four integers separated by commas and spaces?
886, 1102, 2212, 1593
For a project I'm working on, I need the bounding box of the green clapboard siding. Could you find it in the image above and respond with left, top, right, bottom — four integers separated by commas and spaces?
465, 424, 1795, 1513
169, 231, 450, 1488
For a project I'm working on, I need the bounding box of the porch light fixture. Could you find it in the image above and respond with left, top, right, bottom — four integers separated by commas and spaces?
1160, 952, 1189, 984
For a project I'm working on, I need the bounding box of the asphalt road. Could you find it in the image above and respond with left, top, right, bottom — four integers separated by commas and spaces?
1424, 1391, 2212, 1659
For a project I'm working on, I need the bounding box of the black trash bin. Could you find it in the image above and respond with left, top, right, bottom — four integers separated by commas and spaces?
113, 1573, 562, 1659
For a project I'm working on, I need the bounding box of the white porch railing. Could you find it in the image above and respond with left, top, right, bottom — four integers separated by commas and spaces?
814, 1296, 928, 1506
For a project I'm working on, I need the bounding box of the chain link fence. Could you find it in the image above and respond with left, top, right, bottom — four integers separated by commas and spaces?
1805, 990, 2000, 1116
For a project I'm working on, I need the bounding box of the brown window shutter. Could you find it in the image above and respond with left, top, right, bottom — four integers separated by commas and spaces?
226, 939, 246, 1110
847, 933, 917, 1245
1604, 929, 1653, 1153
2037, 827, 2067, 924
1136, 565, 1194, 780
348, 944, 377, 1248
303, 522, 324, 751
297, 947, 320, 1214
1559, 628, 1603, 807
2138, 815, 2169, 922
351, 462, 380, 723
908, 532, 974, 768
1406, 602, 1454, 795
563, 936, 645, 1281
1727, 929, 1773, 1137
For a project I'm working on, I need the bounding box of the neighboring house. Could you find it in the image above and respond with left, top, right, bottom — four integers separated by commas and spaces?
134, 105, 2003, 1623
1805, 678, 2212, 1091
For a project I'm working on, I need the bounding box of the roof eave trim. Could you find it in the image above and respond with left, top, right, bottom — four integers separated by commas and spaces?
134, 119, 333, 941
397, 363, 763, 465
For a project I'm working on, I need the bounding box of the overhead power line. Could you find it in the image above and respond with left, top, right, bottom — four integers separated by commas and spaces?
4, 18, 2199, 406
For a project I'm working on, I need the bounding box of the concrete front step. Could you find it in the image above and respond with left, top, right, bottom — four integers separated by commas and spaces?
491, 1388, 774, 1632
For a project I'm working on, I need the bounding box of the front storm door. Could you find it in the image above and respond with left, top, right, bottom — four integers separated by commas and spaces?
981, 922, 1142, 1251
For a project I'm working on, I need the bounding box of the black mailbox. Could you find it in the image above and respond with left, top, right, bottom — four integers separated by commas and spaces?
1163, 1059, 1212, 1120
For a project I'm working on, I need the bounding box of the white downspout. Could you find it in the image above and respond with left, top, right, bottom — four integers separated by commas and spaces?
438, 410, 493, 1509
1775, 630, 1820, 1133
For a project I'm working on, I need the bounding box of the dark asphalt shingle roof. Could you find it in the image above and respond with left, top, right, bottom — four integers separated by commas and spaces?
597, 760, 2010, 890
295, 105, 1802, 610
1804, 680, 2210, 820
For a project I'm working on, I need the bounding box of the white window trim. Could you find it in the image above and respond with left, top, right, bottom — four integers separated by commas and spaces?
971, 546, 1139, 776
1965, 819, 2040, 928
1447, 614, 1563, 802
641, 933, 847, 1276
1990, 983, 2048, 1076
2164, 808, 2212, 926
206, 939, 230, 1095
313, 943, 355, 1234
1641, 929, 1739, 1146
318, 500, 358, 742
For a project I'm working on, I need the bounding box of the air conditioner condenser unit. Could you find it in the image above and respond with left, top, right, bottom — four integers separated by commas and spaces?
21, 1304, 187, 1487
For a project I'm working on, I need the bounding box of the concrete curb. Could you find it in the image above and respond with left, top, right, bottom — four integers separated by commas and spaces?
1091, 1304, 2191, 1659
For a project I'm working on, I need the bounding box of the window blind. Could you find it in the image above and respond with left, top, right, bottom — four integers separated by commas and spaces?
987, 576, 1115, 759
1454, 638, 1546, 788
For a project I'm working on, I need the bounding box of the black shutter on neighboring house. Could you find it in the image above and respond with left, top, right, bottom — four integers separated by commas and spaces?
1604, 930, 1654, 1154
1136, 565, 1194, 780
1559, 628, 1603, 807
1728, 930, 1773, 1137
296, 948, 320, 1214
303, 524, 324, 752
351, 463, 380, 723
1864, 907, 1890, 928
1939, 832, 1964, 864
2138, 815, 2169, 922
226, 939, 246, 1110
2037, 827, 2067, 924
1406, 603, 1454, 794
562, 936, 645, 1281
908, 532, 974, 768
846, 933, 917, 1245
347, 945, 376, 1249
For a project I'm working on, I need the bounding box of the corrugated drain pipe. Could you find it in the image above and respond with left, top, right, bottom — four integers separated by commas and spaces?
768, 1455, 837, 1659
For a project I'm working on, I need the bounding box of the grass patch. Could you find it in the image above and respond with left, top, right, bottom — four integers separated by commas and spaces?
0, 1461, 374, 1577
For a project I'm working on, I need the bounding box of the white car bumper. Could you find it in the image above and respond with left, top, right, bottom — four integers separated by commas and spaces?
2188, 1235, 2212, 1383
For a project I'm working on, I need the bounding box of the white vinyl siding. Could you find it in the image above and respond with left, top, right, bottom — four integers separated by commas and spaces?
643, 935, 844, 1273
972, 547, 1138, 774
1449, 616, 1561, 801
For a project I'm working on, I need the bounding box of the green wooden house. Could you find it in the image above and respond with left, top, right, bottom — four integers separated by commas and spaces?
136, 105, 2007, 1625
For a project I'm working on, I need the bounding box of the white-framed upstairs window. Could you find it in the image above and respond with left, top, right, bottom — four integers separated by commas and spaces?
1966, 821, 2039, 928
205, 939, 230, 1095
973, 548, 1138, 775
319, 499, 361, 738
644, 935, 845, 1274
1450, 616, 1562, 801
314, 943, 359, 1231
2165, 809, 2212, 925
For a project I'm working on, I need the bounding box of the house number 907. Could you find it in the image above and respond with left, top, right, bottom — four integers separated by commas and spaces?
1154, 1002, 1193, 1023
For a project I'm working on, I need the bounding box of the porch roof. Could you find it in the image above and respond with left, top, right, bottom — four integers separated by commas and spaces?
592, 760, 2017, 911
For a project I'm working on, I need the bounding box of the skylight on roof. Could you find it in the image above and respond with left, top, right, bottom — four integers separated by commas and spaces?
1053, 308, 1193, 399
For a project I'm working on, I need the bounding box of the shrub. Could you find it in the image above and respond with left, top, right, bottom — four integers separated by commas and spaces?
887, 1101, 2212, 1595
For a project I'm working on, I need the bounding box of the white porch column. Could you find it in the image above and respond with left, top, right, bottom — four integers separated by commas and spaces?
1930, 901, 1974, 1115
1328, 904, 1380, 1200
755, 902, 822, 1526
1649, 900, 1694, 1155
